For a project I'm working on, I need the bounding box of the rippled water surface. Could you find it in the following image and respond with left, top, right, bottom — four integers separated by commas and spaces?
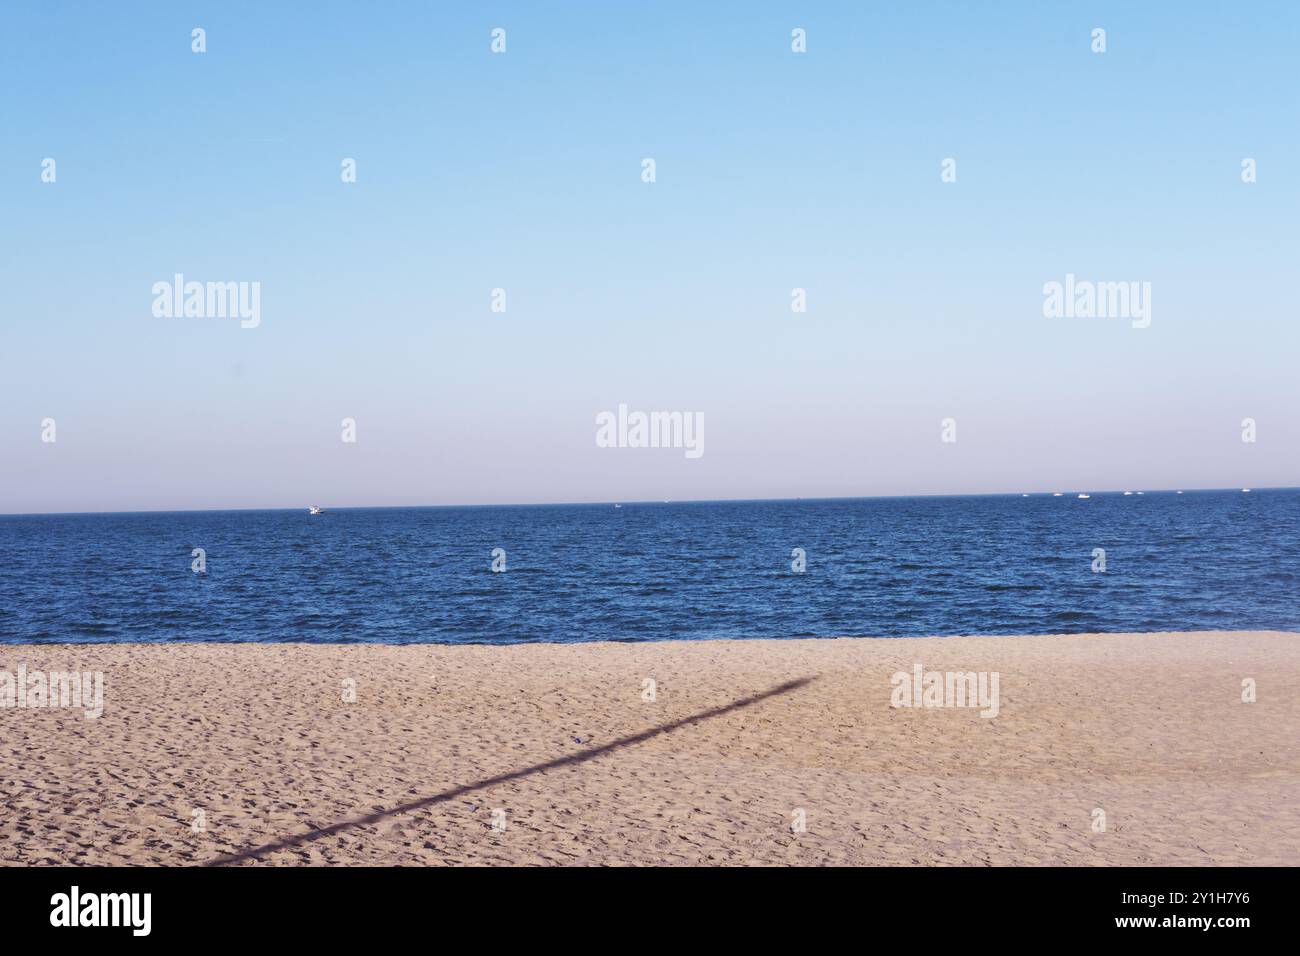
1, 491, 1297, 643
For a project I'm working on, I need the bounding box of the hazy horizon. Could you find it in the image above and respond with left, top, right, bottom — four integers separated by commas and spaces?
1, 485, 1293, 519
3, 2, 1297, 514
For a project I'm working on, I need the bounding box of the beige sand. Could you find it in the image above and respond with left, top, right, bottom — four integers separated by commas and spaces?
1, 631, 1297, 866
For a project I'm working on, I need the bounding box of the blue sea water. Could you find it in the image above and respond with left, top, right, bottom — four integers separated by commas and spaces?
0, 491, 1296, 644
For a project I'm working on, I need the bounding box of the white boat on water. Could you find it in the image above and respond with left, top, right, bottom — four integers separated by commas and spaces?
1077, 493, 1090, 499
308, 506, 325, 515
1242, 488, 1251, 493
1052, 492, 1063, 497
1123, 491, 1133, 496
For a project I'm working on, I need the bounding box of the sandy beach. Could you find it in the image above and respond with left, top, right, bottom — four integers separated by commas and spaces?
1, 630, 1297, 866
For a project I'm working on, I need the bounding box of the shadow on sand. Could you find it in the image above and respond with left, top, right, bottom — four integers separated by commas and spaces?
207, 676, 815, 866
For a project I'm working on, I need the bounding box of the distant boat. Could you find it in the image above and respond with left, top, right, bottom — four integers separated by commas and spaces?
1176, 490, 1184, 495
1242, 488, 1251, 493
308, 506, 324, 515
1022, 493, 1029, 497
1052, 492, 1063, 497
613, 504, 622, 509
1077, 493, 1090, 499
1135, 491, 1144, 496
1123, 491, 1133, 496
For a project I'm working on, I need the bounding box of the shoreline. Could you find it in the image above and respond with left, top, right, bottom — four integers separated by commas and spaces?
2, 630, 1297, 865
5, 627, 1297, 649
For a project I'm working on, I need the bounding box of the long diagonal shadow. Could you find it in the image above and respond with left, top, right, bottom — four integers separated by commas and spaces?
207, 676, 815, 866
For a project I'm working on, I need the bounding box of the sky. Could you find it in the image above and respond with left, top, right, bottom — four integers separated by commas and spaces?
1, 1, 1297, 513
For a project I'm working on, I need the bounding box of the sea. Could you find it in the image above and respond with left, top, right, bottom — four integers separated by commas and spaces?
1, 490, 1297, 644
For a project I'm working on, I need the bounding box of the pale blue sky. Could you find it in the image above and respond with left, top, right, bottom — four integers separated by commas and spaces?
2, 2, 1297, 513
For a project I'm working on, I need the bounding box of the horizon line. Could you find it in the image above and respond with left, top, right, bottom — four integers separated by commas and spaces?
1, 486, 1293, 518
